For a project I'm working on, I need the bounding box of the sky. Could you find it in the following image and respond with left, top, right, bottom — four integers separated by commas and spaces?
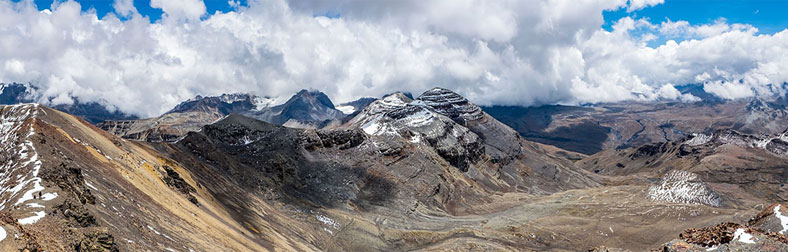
1, 0, 787, 117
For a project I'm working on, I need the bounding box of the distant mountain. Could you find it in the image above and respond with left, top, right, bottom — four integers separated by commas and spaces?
484, 96, 788, 155
335, 97, 376, 115
580, 128, 788, 203
674, 83, 725, 104
167, 93, 257, 114
0, 83, 137, 123
241, 89, 345, 128
100, 89, 348, 142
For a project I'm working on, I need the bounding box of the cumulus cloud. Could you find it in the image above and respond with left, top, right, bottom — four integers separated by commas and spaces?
628, 0, 664, 12
150, 0, 206, 21
0, 0, 786, 117
113, 0, 136, 17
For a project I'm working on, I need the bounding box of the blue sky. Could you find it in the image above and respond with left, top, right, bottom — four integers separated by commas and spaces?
603, 0, 788, 35
19, 0, 246, 20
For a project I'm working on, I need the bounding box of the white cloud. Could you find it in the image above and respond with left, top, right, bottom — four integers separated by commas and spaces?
150, 0, 206, 21
113, 0, 137, 17
628, 0, 664, 12
657, 83, 700, 102
703, 81, 755, 100
0, 0, 785, 117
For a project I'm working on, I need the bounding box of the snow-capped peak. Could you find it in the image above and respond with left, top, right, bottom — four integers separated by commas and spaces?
252, 95, 286, 111
416, 87, 483, 124
683, 130, 788, 156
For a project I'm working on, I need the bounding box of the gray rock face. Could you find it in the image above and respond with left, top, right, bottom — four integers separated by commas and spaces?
352, 95, 484, 172
240, 89, 345, 129
684, 129, 788, 157
167, 93, 257, 115
345, 87, 598, 194
416, 87, 483, 125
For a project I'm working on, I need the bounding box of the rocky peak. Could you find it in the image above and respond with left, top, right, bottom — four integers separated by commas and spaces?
416, 87, 483, 124
236, 89, 345, 129
683, 130, 788, 156
746, 97, 771, 112
336, 97, 377, 115
168, 93, 256, 115
288, 89, 336, 110
0, 83, 35, 104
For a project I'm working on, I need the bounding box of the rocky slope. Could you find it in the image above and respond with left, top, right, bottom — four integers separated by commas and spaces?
345, 88, 599, 194
0, 104, 317, 251
580, 129, 788, 207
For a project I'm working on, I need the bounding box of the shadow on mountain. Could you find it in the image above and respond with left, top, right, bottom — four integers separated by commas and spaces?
482, 105, 610, 154
173, 114, 396, 210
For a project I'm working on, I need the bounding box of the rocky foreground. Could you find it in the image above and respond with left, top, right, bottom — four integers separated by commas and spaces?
1, 87, 788, 251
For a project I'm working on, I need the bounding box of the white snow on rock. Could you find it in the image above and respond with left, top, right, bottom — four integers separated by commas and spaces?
26, 202, 44, 208
0, 104, 55, 225
315, 214, 341, 234
647, 170, 721, 206
85, 182, 98, 191
773, 205, 788, 234
416, 87, 483, 123
686, 130, 788, 156
335, 105, 356, 115
252, 95, 286, 111
684, 133, 712, 146
733, 228, 755, 244
0, 226, 5, 242
17, 211, 45, 225
40, 192, 57, 201
349, 93, 410, 130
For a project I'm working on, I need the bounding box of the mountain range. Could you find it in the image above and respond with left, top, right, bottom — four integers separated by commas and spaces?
0, 83, 137, 124
2, 85, 788, 251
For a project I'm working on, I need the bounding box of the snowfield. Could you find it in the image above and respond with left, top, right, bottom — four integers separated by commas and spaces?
647, 170, 721, 206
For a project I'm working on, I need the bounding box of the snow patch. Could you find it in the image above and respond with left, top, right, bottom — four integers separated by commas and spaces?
0, 227, 6, 242
732, 228, 755, 244
85, 182, 98, 191
26, 202, 44, 208
17, 211, 45, 225
402, 109, 435, 128
647, 170, 721, 206
147, 225, 161, 235
315, 214, 341, 234
40, 192, 57, 201
685, 133, 712, 146
252, 96, 286, 111
773, 205, 788, 234
336, 105, 356, 115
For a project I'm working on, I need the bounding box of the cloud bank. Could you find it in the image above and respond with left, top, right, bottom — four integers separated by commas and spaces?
0, 0, 787, 117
